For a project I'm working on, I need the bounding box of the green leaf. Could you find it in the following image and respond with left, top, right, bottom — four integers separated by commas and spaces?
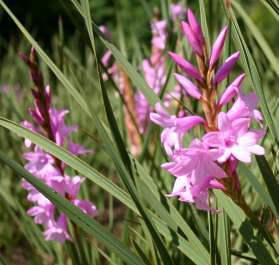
97, 59, 175, 265
233, 1, 279, 76
238, 163, 278, 217
217, 212, 231, 265
215, 190, 276, 265
261, 0, 279, 16
0, 151, 145, 265
199, 0, 210, 50
256, 156, 279, 217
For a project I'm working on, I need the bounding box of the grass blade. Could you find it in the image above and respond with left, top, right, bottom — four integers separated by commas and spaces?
215, 190, 276, 265
233, 1, 279, 76
256, 156, 279, 216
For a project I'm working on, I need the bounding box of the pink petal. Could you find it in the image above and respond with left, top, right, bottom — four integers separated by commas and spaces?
217, 148, 232, 163
218, 112, 232, 131
169, 52, 203, 81
209, 26, 228, 68
174, 73, 201, 99
150, 112, 174, 128
175, 115, 204, 132
170, 176, 189, 195
231, 145, 252, 163
203, 132, 223, 147
214, 51, 240, 84
246, 145, 265, 155
181, 21, 203, 56
237, 129, 265, 146
209, 179, 225, 190
187, 9, 205, 46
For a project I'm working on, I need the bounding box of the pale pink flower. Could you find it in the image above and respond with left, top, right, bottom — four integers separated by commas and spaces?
163, 140, 226, 210
227, 92, 263, 125
203, 112, 265, 163
151, 20, 168, 50
44, 214, 71, 243
170, 3, 186, 21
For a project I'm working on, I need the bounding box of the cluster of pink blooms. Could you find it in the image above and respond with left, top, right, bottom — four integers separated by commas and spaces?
150, 9, 265, 210
135, 4, 186, 133
101, 4, 186, 133
22, 85, 97, 242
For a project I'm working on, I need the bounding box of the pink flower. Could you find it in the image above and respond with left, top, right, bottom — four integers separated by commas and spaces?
227, 92, 263, 125
44, 214, 71, 243
22, 85, 97, 243
150, 104, 204, 155
24, 149, 60, 178
150, 105, 204, 133
27, 198, 54, 225
203, 112, 265, 163
68, 142, 93, 156
163, 140, 226, 210
151, 20, 168, 50
135, 20, 168, 133
49, 109, 78, 146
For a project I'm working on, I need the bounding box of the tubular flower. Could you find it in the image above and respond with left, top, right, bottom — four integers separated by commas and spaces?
21, 50, 96, 243
150, 9, 265, 211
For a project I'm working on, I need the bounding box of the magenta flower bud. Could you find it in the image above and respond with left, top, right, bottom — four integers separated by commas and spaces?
218, 74, 245, 106
181, 21, 203, 56
169, 52, 203, 81
214, 51, 240, 84
209, 26, 228, 68
174, 73, 201, 99
187, 9, 205, 47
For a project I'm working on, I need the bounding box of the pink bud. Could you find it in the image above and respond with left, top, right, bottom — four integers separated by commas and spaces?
169, 52, 203, 81
187, 9, 205, 47
209, 26, 228, 68
181, 21, 203, 56
214, 51, 240, 84
174, 73, 201, 99
218, 74, 245, 106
